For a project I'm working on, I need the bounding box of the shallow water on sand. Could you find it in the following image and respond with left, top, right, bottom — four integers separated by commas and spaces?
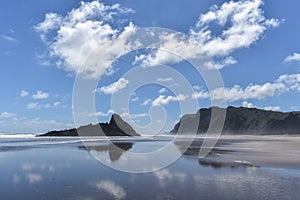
0, 136, 300, 200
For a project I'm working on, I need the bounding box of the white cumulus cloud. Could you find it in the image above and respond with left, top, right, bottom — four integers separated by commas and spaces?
211, 82, 286, 102
27, 103, 40, 109
32, 90, 49, 99
20, 90, 29, 97
158, 88, 167, 94
276, 73, 300, 92
152, 94, 188, 106
89, 109, 114, 117
156, 77, 174, 82
120, 112, 148, 119
284, 53, 300, 63
26, 102, 60, 110
203, 56, 237, 70
98, 78, 129, 94
53, 101, 60, 107
242, 101, 255, 108
141, 98, 152, 106
264, 105, 281, 111
0, 112, 16, 118
191, 90, 210, 99
195, 0, 280, 57
131, 95, 139, 102
35, 1, 137, 79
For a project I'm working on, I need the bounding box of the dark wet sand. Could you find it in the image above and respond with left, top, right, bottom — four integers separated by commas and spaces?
194, 135, 300, 169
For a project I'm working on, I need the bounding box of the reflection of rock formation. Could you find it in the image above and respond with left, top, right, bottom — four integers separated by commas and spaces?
0, 146, 36, 152
82, 142, 133, 162
174, 140, 233, 156
174, 140, 259, 168
198, 159, 259, 168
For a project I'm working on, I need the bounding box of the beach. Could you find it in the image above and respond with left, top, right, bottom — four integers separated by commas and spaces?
0, 135, 299, 200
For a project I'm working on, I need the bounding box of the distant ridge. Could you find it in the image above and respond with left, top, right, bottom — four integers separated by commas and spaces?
38, 114, 140, 137
171, 106, 300, 135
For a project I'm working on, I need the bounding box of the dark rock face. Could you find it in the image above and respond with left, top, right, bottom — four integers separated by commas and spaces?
171, 106, 300, 135
38, 114, 140, 137
108, 114, 138, 136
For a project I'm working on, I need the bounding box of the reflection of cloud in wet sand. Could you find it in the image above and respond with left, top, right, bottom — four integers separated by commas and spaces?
22, 162, 55, 172
93, 180, 126, 200
154, 169, 187, 188
22, 162, 35, 171
13, 175, 21, 184
26, 173, 42, 184
193, 170, 300, 199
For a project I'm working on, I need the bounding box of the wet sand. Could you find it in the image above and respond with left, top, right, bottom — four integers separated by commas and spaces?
0, 135, 300, 200
194, 135, 300, 169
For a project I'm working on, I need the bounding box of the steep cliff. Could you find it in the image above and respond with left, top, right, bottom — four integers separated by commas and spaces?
171, 106, 300, 135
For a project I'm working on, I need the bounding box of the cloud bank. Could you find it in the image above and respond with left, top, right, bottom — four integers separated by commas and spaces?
36, 0, 280, 78
192, 73, 300, 102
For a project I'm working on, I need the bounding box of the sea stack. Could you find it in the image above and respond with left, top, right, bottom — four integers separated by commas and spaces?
38, 114, 140, 137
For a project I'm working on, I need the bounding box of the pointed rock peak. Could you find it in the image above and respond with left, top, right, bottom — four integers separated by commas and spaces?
109, 113, 140, 136
109, 113, 123, 125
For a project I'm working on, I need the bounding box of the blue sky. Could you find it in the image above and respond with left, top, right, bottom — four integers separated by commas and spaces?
1, 0, 300, 134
